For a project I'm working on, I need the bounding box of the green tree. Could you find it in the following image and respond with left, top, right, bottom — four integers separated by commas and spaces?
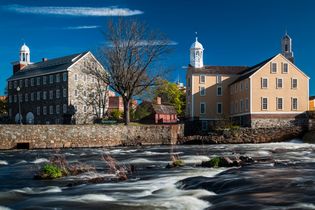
154, 79, 186, 117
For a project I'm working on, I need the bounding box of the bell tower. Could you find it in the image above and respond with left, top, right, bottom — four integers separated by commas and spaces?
12, 43, 31, 74
190, 33, 204, 68
281, 32, 294, 63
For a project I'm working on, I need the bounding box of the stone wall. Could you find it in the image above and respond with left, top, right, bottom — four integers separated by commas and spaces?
0, 124, 184, 150
179, 126, 305, 144
251, 118, 308, 128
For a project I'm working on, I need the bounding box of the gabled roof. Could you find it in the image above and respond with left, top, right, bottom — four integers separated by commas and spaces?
152, 104, 177, 115
189, 65, 249, 75
8, 51, 89, 80
230, 55, 276, 85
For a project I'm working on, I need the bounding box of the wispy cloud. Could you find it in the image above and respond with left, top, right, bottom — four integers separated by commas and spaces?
106, 40, 178, 47
3, 4, 143, 17
63, 25, 101, 30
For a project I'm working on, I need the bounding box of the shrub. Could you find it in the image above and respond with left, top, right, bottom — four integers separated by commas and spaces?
41, 163, 63, 179
209, 157, 221, 168
109, 110, 123, 121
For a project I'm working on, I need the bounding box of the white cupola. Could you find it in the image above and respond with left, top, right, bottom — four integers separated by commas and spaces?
190, 34, 204, 68
281, 32, 294, 63
20, 43, 30, 64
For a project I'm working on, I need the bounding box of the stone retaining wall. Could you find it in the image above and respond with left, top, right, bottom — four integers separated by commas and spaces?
179, 126, 305, 144
0, 124, 184, 149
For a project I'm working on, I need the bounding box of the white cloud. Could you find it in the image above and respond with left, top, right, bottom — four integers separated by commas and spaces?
3, 4, 143, 17
63, 25, 101, 30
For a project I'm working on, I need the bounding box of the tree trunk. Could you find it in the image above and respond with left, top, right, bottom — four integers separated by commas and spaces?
123, 99, 130, 125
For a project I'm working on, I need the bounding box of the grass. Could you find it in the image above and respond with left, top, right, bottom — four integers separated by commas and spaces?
41, 163, 63, 179
208, 156, 221, 168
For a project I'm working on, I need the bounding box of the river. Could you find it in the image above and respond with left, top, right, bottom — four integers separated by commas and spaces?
1, 140, 315, 210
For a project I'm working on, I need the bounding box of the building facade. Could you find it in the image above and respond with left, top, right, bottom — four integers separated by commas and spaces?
7, 44, 108, 124
186, 34, 310, 129
310, 96, 315, 111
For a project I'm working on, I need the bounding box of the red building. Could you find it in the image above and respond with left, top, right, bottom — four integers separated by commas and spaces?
108, 96, 138, 113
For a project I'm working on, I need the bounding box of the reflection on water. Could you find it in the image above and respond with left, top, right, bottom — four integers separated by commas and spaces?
1, 141, 315, 210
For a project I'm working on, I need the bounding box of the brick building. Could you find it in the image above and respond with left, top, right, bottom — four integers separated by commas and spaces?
7, 44, 108, 124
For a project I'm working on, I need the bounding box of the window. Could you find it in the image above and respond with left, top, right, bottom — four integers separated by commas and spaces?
43, 106, 47, 115
245, 80, 249, 90
31, 78, 34, 86
36, 77, 40, 86
216, 75, 222, 84
277, 98, 283, 110
261, 97, 268, 110
9, 81, 12, 89
19, 94, 22, 102
271, 63, 277, 73
25, 79, 28, 87
49, 75, 54, 84
74, 74, 78, 81
240, 82, 243, 91
63, 104, 67, 114
285, 44, 288, 52
43, 76, 47, 85
14, 95, 17, 103
25, 93, 28, 102
49, 90, 53, 100
245, 98, 249, 111
283, 63, 289, 73
37, 106, 40, 116
261, 78, 268, 89
43, 91, 47, 100
291, 78, 298, 89
83, 106, 87, 112
217, 86, 222, 96
56, 74, 60, 83
31, 92, 34, 101
75, 90, 78, 97
187, 78, 191, 88
37, 91, 40, 101
56, 105, 60, 114
63, 72, 67, 81
240, 100, 244, 112
200, 102, 206, 114
56, 89, 60, 99
201, 121, 208, 131
235, 102, 238, 113
19, 80, 23, 88
199, 75, 205, 84
292, 98, 298, 110
63, 88, 67, 97
49, 105, 53, 115
200, 87, 206, 96
14, 81, 17, 89
9, 95, 12, 103
217, 103, 222, 114
276, 78, 283, 89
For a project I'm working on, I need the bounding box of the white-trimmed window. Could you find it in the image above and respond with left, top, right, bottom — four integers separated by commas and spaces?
56, 89, 60, 99
261, 97, 268, 110
49, 105, 53, 115
36, 77, 40, 86
216, 75, 222, 84
25, 79, 28, 87
199, 75, 205, 84
14, 81, 17, 89
240, 100, 244, 112
217, 86, 222, 96
31, 78, 34, 86
49, 90, 53, 100
291, 78, 298, 89
235, 101, 238, 113
245, 98, 249, 111
56, 74, 60, 83
25, 93, 28, 102
74, 74, 78, 81
187, 78, 191, 88
63, 104, 67, 113
292, 98, 298, 110
37, 106, 40, 116
83, 106, 87, 113
245, 80, 249, 90
43, 76, 47, 85
19, 80, 23, 88
277, 97, 283, 110
217, 102, 222, 114
43, 106, 47, 115
56, 105, 60, 114
49, 75, 54, 84
14, 95, 17, 103
282, 63, 289, 73
200, 102, 206, 114
9, 81, 12, 89
276, 78, 283, 89
31, 93, 34, 101
240, 82, 243, 91
261, 78, 268, 89
9, 95, 12, 103
201, 121, 208, 131
63, 88, 67, 98
43, 91, 47, 100
63, 72, 67, 81
200, 86, 206, 96
36, 91, 40, 101
271, 62, 277, 73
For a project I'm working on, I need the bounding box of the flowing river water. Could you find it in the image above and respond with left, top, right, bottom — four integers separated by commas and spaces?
1, 140, 315, 210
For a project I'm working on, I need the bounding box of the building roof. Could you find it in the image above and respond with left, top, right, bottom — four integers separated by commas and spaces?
8, 51, 89, 80
152, 104, 177, 115
310, 96, 315, 100
229, 55, 276, 85
189, 65, 249, 75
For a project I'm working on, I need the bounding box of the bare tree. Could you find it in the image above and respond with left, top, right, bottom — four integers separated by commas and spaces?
91, 19, 172, 125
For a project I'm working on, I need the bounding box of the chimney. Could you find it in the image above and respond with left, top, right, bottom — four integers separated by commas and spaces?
42, 58, 48, 62
156, 97, 161, 105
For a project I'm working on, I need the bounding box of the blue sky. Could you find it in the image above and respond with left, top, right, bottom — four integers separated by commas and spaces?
0, 0, 314, 96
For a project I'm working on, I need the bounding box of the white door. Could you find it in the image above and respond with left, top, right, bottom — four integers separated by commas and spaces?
26, 112, 34, 124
